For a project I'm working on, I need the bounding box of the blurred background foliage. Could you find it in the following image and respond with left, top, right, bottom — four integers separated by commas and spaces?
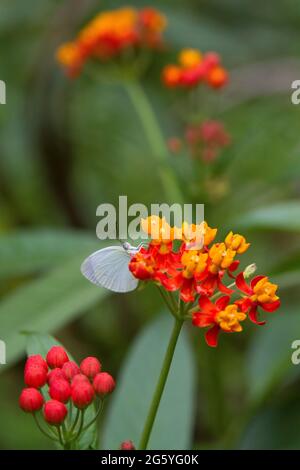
1, 0, 300, 449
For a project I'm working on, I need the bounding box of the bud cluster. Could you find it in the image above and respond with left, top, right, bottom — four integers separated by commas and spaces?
19, 346, 115, 448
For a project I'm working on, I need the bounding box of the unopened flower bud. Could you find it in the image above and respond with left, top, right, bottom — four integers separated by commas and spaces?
62, 361, 80, 382
19, 388, 44, 413
80, 357, 101, 380
243, 263, 257, 279
71, 374, 90, 386
120, 440, 135, 450
24, 364, 47, 388
44, 400, 67, 425
46, 346, 69, 369
93, 372, 115, 397
71, 381, 94, 409
25, 355, 48, 373
49, 379, 71, 403
47, 368, 65, 385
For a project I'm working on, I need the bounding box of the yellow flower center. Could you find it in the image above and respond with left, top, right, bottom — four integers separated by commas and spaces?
225, 231, 250, 254
216, 305, 246, 332
141, 216, 173, 243
174, 221, 217, 248
179, 49, 203, 69
181, 251, 208, 279
208, 243, 236, 274
251, 277, 279, 304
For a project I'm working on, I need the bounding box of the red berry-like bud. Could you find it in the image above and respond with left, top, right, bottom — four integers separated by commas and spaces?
49, 379, 71, 403
47, 368, 65, 385
25, 355, 48, 372
120, 440, 135, 450
71, 374, 90, 387
62, 361, 80, 382
46, 346, 69, 369
19, 388, 44, 413
71, 381, 94, 409
93, 372, 115, 397
24, 364, 47, 388
44, 400, 67, 425
80, 357, 101, 379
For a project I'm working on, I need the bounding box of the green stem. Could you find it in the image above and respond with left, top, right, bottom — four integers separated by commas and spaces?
124, 80, 183, 204
156, 285, 178, 318
70, 408, 80, 434
57, 426, 65, 447
81, 400, 104, 433
33, 414, 59, 442
70, 409, 85, 443
139, 317, 184, 450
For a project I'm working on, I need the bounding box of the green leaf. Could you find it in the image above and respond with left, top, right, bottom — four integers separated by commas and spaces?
246, 307, 300, 403
102, 314, 196, 450
239, 399, 300, 450
26, 333, 97, 450
232, 201, 300, 232
0, 229, 99, 280
0, 254, 109, 371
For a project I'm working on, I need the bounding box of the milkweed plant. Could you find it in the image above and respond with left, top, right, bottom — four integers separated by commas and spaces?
19, 6, 281, 450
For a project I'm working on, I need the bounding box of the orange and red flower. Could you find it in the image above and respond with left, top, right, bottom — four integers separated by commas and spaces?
128, 216, 280, 347
56, 7, 167, 77
193, 296, 246, 346
235, 273, 280, 325
162, 48, 228, 89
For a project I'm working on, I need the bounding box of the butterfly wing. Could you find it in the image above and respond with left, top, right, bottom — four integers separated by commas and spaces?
81, 246, 138, 293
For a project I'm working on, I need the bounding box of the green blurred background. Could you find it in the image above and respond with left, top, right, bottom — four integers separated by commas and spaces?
1, 0, 300, 449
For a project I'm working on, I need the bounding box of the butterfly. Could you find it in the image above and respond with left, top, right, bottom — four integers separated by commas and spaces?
81, 242, 144, 293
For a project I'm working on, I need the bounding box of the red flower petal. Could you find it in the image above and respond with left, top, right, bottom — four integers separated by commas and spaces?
235, 297, 252, 313
157, 272, 182, 291
236, 272, 253, 295
250, 275, 266, 289
229, 260, 240, 272
218, 279, 234, 295
205, 325, 220, 347
216, 295, 230, 310
192, 313, 214, 328
260, 299, 281, 312
248, 306, 266, 325
198, 295, 215, 313
180, 278, 196, 303
197, 274, 217, 297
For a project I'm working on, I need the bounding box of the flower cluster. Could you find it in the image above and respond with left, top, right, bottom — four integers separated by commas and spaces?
168, 120, 231, 162
129, 216, 280, 346
19, 346, 115, 446
56, 7, 167, 77
186, 120, 231, 162
162, 48, 228, 89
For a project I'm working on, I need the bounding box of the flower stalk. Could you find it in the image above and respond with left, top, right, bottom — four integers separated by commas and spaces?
124, 80, 184, 204
139, 315, 184, 450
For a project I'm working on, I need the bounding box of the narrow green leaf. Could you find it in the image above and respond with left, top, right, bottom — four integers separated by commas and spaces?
102, 314, 196, 450
0, 229, 99, 280
246, 307, 300, 402
233, 201, 300, 232
0, 254, 108, 371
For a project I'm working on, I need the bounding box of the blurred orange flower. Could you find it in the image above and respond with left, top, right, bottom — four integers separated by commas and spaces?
56, 7, 167, 77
